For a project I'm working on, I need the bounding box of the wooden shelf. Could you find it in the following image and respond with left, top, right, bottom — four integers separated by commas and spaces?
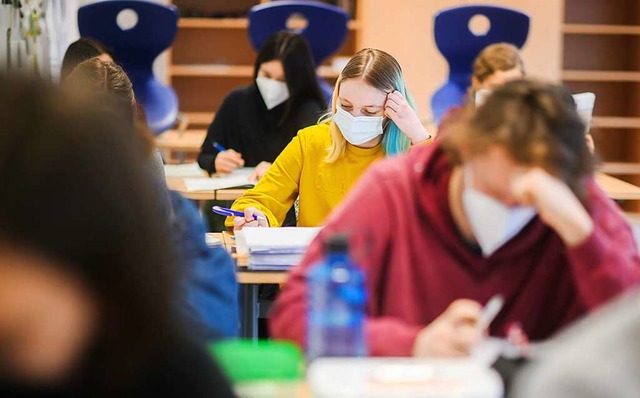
592, 116, 640, 129
562, 70, 640, 82
563, 24, 640, 35
600, 162, 640, 175
178, 18, 248, 29
178, 17, 361, 30
170, 64, 340, 78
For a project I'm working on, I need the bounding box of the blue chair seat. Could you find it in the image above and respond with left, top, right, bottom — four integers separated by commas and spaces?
78, 0, 179, 134
431, 5, 530, 124
248, 1, 349, 104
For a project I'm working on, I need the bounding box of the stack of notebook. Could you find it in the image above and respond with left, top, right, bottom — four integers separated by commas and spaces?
239, 227, 322, 270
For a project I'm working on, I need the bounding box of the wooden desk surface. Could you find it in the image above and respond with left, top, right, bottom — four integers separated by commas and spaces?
166, 177, 247, 201
595, 172, 640, 200
215, 232, 290, 285
155, 129, 206, 152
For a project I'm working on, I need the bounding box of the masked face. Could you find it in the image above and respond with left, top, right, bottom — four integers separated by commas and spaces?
333, 104, 384, 145
475, 88, 492, 107
461, 166, 536, 257
256, 76, 289, 110
334, 78, 388, 146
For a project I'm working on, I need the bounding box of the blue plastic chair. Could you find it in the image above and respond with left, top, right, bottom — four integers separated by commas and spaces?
78, 0, 179, 134
248, 1, 349, 103
431, 5, 529, 124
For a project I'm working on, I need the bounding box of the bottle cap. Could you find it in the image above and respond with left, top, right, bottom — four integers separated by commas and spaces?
324, 234, 349, 254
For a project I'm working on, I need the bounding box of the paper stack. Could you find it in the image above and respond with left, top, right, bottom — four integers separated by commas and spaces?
239, 227, 322, 270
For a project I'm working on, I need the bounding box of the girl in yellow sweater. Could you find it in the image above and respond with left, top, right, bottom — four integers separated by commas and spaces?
229, 48, 431, 230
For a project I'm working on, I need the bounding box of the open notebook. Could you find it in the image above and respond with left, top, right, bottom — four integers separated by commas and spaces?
183, 167, 256, 192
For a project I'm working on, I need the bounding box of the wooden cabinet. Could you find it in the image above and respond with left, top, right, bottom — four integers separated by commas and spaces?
562, 0, 640, 209
167, 1, 360, 130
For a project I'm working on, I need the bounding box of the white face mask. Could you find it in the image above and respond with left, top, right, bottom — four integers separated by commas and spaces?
256, 76, 290, 110
461, 168, 536, 257
333, 105, 384, 145
475, 88, 492, 107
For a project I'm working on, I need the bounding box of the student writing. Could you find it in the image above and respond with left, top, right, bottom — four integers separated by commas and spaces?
228, 48, 431, 230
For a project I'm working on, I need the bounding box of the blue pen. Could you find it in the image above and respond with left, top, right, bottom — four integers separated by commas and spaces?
212, 206, 267, 221
213, 142, 227, 152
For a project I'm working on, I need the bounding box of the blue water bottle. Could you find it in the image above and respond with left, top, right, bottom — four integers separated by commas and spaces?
307, 234, 367, 361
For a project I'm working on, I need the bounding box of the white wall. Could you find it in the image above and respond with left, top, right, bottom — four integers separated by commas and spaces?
358, 0, 564, 121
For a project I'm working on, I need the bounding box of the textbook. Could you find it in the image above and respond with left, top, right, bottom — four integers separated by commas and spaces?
183, 167, 256, 191
238, 227, 322, 270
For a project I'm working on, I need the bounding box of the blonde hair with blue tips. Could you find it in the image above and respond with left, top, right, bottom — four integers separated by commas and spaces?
321, 48, 416, 163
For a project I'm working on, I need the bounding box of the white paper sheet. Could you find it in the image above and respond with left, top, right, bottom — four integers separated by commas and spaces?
241, 227, 322, 252
164, 162, 205, 178
183, 168, 256, 191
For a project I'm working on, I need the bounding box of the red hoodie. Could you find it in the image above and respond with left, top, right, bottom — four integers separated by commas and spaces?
270, 143, 640, 356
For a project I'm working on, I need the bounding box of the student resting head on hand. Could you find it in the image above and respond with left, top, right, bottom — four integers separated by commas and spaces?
270, 79, 640, 357
228, 48, 432, 230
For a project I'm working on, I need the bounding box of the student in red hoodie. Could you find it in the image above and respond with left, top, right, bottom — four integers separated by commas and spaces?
270, 80, 640, 357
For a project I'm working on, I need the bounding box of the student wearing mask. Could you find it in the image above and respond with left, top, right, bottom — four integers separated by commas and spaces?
270, 80, 640, 357
65, 59, 239, 340
440, 43, 595, 152
198, 31, 326, 181
229, 48, 431, 230
0, 76, 235, 397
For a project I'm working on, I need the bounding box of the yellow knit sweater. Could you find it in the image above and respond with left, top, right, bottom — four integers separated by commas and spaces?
226, 123, 383, 228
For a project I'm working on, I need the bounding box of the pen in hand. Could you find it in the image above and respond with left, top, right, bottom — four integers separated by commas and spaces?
213, 142, 226, 152
212, 206, 267, 222
477, 294, 504, 332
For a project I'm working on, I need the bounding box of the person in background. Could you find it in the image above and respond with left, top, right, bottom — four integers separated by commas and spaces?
470, 42, 525, 93
0, 76, 236, 397
60, 37, 114, 81
229, 48, 431, 230
66, 58, 164, 180
439, 43, 595, 152
198, 31, 325, 180
198, 31, 326, 230
65, 58, 239, 339
270, 80, 640, 357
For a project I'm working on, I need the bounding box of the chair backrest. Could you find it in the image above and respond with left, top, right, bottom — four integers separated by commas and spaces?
430, 5, 529, 124
248, 1, 349, 66
78, 0, 179, 134
248, 1, 348, 103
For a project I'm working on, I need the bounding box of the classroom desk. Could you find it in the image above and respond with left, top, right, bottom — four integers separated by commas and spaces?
165, 176, 247, 201
595, 172, 640, 201
215, 232, 289, 340
155, 129, 206, 152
